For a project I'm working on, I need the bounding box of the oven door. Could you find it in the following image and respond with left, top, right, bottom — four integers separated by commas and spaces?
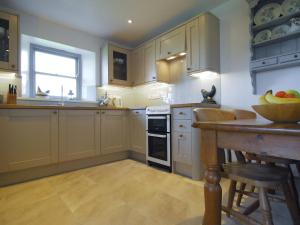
146, 132, 171, 167
147, 115, 170, 133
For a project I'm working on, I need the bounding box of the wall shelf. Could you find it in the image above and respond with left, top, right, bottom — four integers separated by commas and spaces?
248, 0, 300, 94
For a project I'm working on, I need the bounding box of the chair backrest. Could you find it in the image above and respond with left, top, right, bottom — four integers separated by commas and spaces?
231, 109, 257, 120
193, 108, 236, 122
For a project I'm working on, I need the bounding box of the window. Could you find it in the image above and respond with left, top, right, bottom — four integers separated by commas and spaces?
29, 44, 82, 99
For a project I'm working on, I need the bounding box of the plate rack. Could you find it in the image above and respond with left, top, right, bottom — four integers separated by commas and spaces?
248, 0, 300, 94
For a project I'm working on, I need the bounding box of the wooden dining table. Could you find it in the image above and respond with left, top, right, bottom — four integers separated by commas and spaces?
193, 119, 300, 225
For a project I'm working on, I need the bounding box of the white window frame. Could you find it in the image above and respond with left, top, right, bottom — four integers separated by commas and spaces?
29, 44, 82, 99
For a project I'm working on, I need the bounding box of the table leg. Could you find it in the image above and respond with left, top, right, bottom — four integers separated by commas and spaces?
201, 130, 222, 225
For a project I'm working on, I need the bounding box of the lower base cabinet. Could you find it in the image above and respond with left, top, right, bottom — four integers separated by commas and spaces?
59, 110, 101, 162
0, 109, 59, 173
129, 110, 146, 154
101, 110, 129, 155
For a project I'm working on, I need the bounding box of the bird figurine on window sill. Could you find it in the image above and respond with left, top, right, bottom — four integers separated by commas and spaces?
201, 85, 217, 104
36, 86, 50, 97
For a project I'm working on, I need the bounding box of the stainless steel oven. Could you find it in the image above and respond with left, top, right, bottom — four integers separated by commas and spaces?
146, 106, 171, 170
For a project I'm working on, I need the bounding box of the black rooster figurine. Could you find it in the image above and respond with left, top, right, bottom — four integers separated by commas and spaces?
201, 85, 216, 104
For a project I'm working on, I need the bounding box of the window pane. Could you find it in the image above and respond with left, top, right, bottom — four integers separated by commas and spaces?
35, 51, 77, 77
36, 74, 77, 98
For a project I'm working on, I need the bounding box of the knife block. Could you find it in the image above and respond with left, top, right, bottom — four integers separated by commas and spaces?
7, 93, 17, 104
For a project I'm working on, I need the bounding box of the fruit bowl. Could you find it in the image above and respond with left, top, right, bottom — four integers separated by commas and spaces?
252, 103, 300, 123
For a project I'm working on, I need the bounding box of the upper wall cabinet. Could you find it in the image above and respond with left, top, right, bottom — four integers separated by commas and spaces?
156, 26, 186, 60
131, 46, 145, 86
101, 43, 131, 86
186, 13, 220, 75
0, 11, 19, 72
144, 40, 157, 83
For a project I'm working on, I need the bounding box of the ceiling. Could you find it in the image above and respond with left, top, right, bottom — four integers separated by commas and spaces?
0, 0, 227, 47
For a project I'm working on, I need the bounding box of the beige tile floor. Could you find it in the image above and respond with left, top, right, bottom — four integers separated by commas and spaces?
0, 159, 298, 225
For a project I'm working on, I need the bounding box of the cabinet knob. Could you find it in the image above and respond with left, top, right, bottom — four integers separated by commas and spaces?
179, 112, 184, 115
96, 111, 100, 114
168, 52, 171, 55
53, 111, 57, 114
262, 61, 266, 65
101, 111, 106, 114
294, 54, 298, 58
179, 134, 183, 138
152, 77, 156, 80
187, 68, 191, 71
179, 125, 184, 128
11, 64, 16, 69
135, 111, 139, 114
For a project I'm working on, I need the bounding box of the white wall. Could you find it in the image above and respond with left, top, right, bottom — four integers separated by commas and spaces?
211, 0, 300, 110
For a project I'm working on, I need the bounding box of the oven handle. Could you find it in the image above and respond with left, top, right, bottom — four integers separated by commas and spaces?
147, 116, 167, 120
148, 133, 167, 138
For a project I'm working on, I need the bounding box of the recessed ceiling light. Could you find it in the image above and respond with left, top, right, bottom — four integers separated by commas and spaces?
128, 19, 133, 24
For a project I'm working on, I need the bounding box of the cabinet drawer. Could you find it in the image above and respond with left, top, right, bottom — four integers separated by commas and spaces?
131, 110, 146, 116
251, 57, 277, 69
173, 120, 192, 133
173, 108, 192, 120
101, 110, 126, 116
279, 53, 300, 64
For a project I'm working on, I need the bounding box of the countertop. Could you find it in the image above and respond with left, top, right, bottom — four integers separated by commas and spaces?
170, 103, 220, 108
0, 104, 130, 110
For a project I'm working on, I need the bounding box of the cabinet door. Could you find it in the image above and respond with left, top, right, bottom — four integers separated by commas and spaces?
101, 110, 128, 154
156, 26, 186, 60
59, 110, 100, 162
109, 45, 131, 86
131, 46, 145, 85
172, 131, 192, 165
0, 12, 18, 71
186, 19, 200, 73
144, 40, 157, 83
130, 111, 146, 154
0, 109, 58, 173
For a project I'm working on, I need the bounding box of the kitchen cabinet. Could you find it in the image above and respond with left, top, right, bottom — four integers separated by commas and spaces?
131, 46, 145, 85
186, 18, 200, 73
156, 25, 186, 60
186, 13, 220, 75
101, 43, 131, 86
144, 40, 156, 83
0, 11, 19, 72
101, 110, 129, 154
173, 132, 192, 165
172, 107, 203, 180
0, 109, 58, 173
129, 110, 146, 154
59, 110, 101, 162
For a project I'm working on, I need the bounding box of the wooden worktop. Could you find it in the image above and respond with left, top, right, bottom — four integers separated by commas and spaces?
0, 104, 129, 110
170, 103, 220, 108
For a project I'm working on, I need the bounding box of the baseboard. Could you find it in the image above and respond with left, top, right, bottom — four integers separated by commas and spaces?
0, 151, 129, 187
128, 150, 146, 164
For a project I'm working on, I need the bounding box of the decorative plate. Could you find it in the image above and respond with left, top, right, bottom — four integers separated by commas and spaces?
282, 0, 300, 16
271, 24, 290, 39
254, 3, 282, 26
254, 29, 272, 44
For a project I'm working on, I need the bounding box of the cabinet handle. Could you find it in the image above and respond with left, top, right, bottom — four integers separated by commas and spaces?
152, 77, 156, 80
53, 111, 57, 114
101, 111, 106, 114
135, 111, 139, 114
187, 68, 191, 71
262, 61, 266, 65
168, 52, 171, 55
11, 64, 16, 69
179, 134, 183, 138
96, 111, 100, 115
179, 125, 184, 128
179, 112, 184, 115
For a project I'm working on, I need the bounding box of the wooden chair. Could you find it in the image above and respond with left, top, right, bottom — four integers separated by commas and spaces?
193, 108, 300, 225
